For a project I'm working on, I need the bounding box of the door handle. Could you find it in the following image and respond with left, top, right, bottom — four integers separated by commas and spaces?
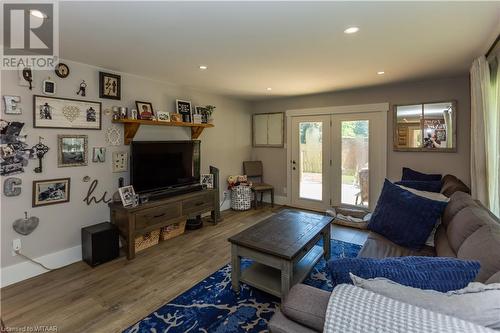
292, 160, 296, 164
293, 167, 296, 170
153, 213, 166, 218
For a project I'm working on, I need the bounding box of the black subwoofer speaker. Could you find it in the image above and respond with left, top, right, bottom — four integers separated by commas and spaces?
81, 222, 119, 267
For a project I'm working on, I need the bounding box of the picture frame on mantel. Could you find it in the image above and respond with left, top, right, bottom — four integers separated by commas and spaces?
33, 95, 102, 130
175, 99, 192, 123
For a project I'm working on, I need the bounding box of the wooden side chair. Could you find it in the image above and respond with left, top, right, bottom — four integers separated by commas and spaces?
243, 161, 274, 209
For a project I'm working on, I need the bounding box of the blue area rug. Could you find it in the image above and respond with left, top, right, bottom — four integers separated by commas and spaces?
124, 239, 361, 333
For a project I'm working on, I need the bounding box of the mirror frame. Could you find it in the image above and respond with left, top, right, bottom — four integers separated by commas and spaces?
252, 112, 285, 148
393, 100, 457, 153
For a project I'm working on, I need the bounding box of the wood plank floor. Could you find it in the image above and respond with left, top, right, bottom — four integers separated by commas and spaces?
1, 206, 367, 333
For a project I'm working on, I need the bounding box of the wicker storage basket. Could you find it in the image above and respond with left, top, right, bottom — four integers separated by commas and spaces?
160, 220, 187, 240
135, 229, 160, 252
231, 185, 252, 211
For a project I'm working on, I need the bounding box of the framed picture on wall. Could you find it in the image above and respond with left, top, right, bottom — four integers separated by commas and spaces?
33, 178, 71, 207
58, 134, 88, 167
33, 95, 102, 130
99, 72, 121, 100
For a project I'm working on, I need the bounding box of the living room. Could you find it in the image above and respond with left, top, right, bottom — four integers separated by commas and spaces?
1, 1, 499, 332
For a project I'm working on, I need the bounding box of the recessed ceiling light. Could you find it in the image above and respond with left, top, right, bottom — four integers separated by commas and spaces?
377, 71, 385, 75
199, 65, 208, 70
266, 87, 272, 91
344, 27, 359, 34
30, 10, 47, 19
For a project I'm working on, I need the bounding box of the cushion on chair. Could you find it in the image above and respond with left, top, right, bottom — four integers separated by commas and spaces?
251, 183, 274, 191
281, 284, 329, 332
402, 167, 442, 181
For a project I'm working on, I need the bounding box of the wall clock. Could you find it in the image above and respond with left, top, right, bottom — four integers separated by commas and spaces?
55, 63, 70, 78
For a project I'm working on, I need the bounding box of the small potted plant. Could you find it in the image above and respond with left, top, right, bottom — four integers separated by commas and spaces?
202, 105, 216, 124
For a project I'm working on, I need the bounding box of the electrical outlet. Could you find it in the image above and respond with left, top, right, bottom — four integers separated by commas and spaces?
12, 238, 21, 256
112, 151, 128, 173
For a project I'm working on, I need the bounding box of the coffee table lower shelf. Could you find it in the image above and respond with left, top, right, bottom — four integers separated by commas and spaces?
240, 245, 324, 298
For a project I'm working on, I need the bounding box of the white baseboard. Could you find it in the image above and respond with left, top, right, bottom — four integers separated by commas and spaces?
0, 197, 269, 288
1, 245, 82, 288
220, 199, 231, 211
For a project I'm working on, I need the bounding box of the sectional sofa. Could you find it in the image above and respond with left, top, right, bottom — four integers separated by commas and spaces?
269, 175, 500, 333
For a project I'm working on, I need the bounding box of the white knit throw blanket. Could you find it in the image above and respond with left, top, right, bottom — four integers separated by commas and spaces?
324, 284, 496, 333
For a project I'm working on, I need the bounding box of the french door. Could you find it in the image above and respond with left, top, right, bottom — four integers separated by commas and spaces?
290, 112, 386, 212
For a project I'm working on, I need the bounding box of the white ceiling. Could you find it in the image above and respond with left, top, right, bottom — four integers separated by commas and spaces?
59, 1, 500, 100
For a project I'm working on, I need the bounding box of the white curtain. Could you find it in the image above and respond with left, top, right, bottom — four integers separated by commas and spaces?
470, 55, 500, 217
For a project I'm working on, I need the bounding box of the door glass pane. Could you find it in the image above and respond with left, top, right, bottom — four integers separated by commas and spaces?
341, 120, 369, 207
299, 122, 322, 200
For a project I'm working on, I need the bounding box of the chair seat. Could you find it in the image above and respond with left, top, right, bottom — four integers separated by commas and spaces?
251, 183, 274, 191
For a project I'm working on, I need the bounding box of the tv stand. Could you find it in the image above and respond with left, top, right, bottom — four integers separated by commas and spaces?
143, 184, 203, 201
109, 188, 219, 260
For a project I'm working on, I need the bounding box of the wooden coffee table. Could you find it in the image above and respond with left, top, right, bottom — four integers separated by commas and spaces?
228, 209, 332, 299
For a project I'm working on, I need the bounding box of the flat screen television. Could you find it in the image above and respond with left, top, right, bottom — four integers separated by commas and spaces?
131, 141, 200, 193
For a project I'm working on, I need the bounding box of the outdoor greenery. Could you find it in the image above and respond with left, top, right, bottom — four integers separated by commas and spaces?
342, 121, 369, 138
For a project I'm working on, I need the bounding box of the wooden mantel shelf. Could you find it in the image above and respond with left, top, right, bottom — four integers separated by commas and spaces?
112, 119, 214, 144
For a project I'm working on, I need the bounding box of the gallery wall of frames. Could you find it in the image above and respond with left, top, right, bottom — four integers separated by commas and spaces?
1, 59, 253, 274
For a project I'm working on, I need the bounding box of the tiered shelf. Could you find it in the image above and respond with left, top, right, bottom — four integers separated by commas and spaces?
111, 119, 214, 144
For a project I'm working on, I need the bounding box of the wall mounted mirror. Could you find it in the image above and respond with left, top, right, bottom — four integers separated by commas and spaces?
252, 112, 284, 147
394, 101, 456, 152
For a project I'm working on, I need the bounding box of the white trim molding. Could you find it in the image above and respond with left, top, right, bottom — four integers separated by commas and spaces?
286, 102, 389, 117
1, 245, 82, 288
285, 102, 388, 211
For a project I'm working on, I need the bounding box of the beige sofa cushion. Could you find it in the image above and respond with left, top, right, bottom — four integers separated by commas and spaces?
487, 271, 500, 284
434, 225, 456, 257
358, 232, 435, 258
440, 174, 470, 197
446, 207, 491, 253
281, 284, 330, 332
442, 191, 478, 227
458, 224, 500, 282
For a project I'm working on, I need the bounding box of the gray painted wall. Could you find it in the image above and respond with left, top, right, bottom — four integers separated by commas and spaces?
251, 75, 471, 196
1, 60, 252, 268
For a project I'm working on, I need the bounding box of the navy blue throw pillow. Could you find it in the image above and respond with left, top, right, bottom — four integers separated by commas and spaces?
327, 256, 480, 292
368, 179, 447, 250
395, 180, 442, 193
402, 167, 442, 181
